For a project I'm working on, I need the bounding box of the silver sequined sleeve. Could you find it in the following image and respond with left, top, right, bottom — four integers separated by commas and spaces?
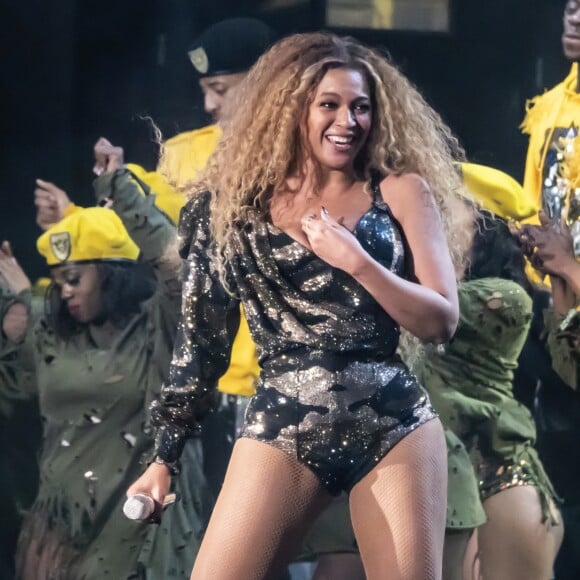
151, 192, 240, 463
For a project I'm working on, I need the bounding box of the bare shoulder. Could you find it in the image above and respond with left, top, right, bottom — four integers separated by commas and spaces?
378, 173, 434, 222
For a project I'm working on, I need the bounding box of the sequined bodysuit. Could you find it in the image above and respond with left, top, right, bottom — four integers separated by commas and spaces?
152, 183, 436, 494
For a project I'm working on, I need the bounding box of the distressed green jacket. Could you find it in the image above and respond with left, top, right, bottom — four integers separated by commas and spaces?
415, 278, 558, 528
13, 169, 207, 579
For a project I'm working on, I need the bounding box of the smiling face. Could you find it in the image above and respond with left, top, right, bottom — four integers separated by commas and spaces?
199, 72, 247, 123
563, 0, 580, 61
306, 67, 372, 173
51, 263, 103, 324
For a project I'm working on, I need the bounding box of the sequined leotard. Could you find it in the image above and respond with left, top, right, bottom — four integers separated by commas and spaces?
152, 183, 436, 494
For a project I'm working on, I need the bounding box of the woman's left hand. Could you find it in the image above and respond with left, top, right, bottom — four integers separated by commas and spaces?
301, 207, 368, 276
0, 242, 31, 295
93, 137, 124, 176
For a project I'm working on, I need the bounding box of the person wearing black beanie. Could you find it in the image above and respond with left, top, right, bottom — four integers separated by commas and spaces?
188, 18, 276, 123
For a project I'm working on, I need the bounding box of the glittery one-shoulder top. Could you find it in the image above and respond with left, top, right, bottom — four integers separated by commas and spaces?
152, 183, 407, 462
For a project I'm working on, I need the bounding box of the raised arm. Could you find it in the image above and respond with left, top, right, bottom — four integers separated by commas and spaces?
94, 167, 178, 268
0, 284, 29, 416
91, 139, 186, 364
0, 242, 41, 401
0, 241, 32, 343
34, 180, 77, 231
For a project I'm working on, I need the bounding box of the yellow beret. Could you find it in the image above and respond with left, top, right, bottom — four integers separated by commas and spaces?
126, 163, 186, 225
37, 207, 139, 266
459, 162, 537, 221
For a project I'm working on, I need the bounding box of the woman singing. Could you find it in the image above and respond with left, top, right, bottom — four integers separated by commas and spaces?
128, 32, 472, 580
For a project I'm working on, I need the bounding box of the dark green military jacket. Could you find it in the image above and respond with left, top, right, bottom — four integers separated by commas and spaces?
415, 278, 558, 529
545, 304, 579, 391
13, 169, 208, 579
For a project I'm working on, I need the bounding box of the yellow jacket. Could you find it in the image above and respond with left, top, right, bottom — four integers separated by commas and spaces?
158, 125, 221, 191
521, 64, 580, 283
521, 64, 580, 220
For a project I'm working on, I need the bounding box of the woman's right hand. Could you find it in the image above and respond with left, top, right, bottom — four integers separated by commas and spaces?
514, 220, 574, 279
126, 461, 172, 505
34, 179, 72, 230
531, 213, 576, 277
301, 208, 368, 276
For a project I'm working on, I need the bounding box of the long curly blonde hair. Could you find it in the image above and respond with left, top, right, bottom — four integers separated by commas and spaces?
192, 32, 474, 273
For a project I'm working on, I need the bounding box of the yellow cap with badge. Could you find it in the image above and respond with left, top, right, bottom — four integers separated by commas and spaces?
37, 207, 139, 266
458, 162, 538, 221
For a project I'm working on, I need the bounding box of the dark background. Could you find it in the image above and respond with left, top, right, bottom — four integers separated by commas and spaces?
0, 0, 570, 280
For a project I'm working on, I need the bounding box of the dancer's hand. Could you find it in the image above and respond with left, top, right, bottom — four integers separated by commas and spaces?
0, 242, 30, 342
0, 242, 31, 295
126, 461, 171, 506
93, 137, 124, 176
301, 207, 368, 276
531, 213, 576, 278
512, 212, 576, 277
34, 179, 72, 230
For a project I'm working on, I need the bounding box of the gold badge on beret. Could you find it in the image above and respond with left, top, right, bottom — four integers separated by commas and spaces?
188, 47, 209, 74
50, 232, 71, 262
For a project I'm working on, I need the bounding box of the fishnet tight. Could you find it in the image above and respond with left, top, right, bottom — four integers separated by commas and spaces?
191, 438, 332, 579
350, 419, 447, 580
191, 420, 447, 580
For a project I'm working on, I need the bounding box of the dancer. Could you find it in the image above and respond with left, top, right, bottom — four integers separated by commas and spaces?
521, 0, 580, 249
518, 3, 580, 576
0, 164, 206, 579
0, 266, 41, 579
129, 32, 471, 579
35, 18, 275, 502
516, 213, 579, 391
415, 163, 563, 580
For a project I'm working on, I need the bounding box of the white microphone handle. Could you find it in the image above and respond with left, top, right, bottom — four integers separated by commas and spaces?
123, 493, 155, 521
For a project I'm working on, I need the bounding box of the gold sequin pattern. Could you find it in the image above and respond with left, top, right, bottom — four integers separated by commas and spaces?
152, 184, 436, 480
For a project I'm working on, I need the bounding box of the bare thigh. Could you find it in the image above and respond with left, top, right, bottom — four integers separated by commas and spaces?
349, 419, 448, 580
463, 529, 481, 580
443, 529, 474, 580
478, 486, 564, 580
313, 553, 365, 580
191, 437, 331, 580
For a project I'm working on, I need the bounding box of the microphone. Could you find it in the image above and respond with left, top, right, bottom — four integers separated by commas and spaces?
123, 494, 156, 520
123, 493, 176, 523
